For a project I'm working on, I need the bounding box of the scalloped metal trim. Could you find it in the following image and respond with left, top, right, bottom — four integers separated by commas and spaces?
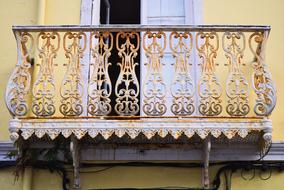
9, 118, 272, 141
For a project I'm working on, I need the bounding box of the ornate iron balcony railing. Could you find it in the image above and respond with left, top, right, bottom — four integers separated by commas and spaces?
5, 25, 276, 142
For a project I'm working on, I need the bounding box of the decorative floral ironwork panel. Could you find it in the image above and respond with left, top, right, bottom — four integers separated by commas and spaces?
60, 32, 86, 116
222, 32, 249, 116
196, 32, 222, 116
88, 31, 113, 116
142, 31, 167, 116
249, 32, 276, 116
170, 31, 195, 116
6, 31, 33, 116
32, 32, 60, 117
115, 32, 140, 116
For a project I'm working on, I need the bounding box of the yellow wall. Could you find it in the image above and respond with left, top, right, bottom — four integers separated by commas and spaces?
204, 0, 284, 140
231, 170, 284, 190
0, 0, 81, 140
1, 166, 284, 190
1, 0, 283, 140
0, 168, 22, 190
0, 0, 38, 140
0, 1, 284, 189
45, 0, 81, 24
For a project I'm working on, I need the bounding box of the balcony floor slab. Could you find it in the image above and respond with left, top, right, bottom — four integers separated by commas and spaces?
9, 117, 272, 142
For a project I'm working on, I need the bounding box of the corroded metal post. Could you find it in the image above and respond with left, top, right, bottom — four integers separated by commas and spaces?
71, 136, 80, 188
202, 136, 211, 189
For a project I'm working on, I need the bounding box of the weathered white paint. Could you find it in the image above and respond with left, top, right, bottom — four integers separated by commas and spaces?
80, 0, 93, 25
185, 0, 204, 24
80, 0, 95, 116
2, 141, 284, 161
140, 0, 203, 116
92, 0, 101, 25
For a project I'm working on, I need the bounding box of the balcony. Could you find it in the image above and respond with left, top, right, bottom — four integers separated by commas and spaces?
5, 24, 278, 188
5, 25, 276, 151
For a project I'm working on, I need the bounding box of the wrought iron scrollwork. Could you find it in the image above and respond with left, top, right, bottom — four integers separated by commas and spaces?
5, 31, 34, 116
32, 32, 60, 117
6, 26, 276, 121
115, 32, 140, 116
88, 31, 113, 116
170, 31, 195, 116
60, 32, 86, 116
142, 31, 167, 116
196, 32, 222, 116
222, 32, 250, 116
249, 32, 276, 116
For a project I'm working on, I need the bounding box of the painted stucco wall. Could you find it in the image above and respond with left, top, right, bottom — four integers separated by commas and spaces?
0, 166, 284, 190
0, 0, 38, 140
1, 0, 283, 140
0, 0, 283, 190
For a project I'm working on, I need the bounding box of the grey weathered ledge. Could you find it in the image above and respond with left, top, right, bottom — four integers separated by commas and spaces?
0, 141, 283, 162
12, 24, 271, 32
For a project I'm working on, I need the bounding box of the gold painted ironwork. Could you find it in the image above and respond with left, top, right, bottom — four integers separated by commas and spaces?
249, 32, 276, 116
115, 32, 140, 116
142, 31, 167, 116
32, 32, 60, 117
88, 31, 113, 116
170, 31, 195, 116
222, 32, 250, 116
6, 31, 34, 116
6, 25, 276, 121
60, 32, 86, 116
196, 32, 222, 116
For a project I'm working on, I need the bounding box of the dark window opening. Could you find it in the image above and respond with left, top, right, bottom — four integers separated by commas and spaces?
100, 0, 140, 24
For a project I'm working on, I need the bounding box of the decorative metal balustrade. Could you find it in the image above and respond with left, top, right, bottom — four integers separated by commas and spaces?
5, 25, 276, 142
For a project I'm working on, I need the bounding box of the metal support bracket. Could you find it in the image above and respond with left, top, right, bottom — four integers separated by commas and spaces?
70, 136, 81, 188
202, 136, 211, 189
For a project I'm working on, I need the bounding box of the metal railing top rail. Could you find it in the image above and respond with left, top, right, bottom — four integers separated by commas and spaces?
12, 24, 271, 32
